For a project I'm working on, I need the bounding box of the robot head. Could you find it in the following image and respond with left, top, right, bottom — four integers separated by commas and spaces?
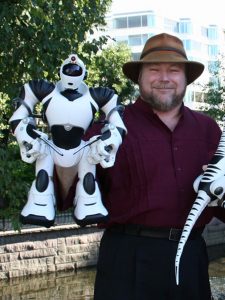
59, 54, 86, 90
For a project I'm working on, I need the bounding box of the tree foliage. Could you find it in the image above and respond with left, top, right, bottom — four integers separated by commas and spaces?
0, 144, 34, 231
0, 0, 112, 99
200, 56, 225, 123
85, 42, 136, 103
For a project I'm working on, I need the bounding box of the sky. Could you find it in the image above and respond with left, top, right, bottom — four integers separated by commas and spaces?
109, 0, 225, 27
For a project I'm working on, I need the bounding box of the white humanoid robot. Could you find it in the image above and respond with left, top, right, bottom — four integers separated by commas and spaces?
9, 54, 127, 228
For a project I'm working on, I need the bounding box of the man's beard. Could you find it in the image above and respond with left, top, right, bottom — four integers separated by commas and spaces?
139, 86, 186, 112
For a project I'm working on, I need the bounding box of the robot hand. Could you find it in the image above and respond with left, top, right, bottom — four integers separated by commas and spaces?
25, 130, 49, 161
14, 117, 49, 163
87, 123, 122, 168
193, 172, 225, 208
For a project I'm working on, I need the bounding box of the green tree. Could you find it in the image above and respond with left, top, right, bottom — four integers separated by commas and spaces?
200, 56, 225, 123
0, 0, 112, 99
85, 42, 136, 103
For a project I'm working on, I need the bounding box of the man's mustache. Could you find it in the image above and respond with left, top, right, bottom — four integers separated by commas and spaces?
152, 83, 175, 89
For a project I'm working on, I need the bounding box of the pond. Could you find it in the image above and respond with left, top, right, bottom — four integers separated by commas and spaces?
209, 257, 225, 299
0, 258, 224, 299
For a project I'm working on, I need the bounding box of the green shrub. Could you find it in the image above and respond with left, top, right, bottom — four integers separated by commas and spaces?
0, 143, 34, 230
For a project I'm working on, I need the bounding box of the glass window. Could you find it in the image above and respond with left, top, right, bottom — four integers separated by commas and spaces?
129, 35, 142, 46
164, 18, 179, 32
132, 53, 141, 60
182, 39, 191, 51
208, 26, 218, 40
142, 34, 148, 44
128, 34, 149, 46
142, 15, 147, 26
114, 17, 127, 29
115, 36, 128, 45
208, 45, 219, 56
193, 41, 201, 51
147, 14, 155, 27
179, 19, 192, 34
128, 16, 141, 28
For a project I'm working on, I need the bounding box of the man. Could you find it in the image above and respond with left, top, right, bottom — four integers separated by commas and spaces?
87, 33, 225, 300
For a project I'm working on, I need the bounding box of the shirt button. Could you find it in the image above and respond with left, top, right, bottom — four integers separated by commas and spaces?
174, 146, 178, 151
177, 167, 182, 171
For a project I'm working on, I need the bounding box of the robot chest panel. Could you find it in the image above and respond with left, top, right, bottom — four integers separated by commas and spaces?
45, 94, 94, 129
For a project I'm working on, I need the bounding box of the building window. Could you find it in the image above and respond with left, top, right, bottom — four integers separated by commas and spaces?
142, 15, 148, 26
129, 35, 142, 46
208, 26, 218, 40
142, 34, 149, 44
182, 39, 191, 51
164, 18, 179, 32
147, 14, 155, 27
128, 34, 149, 46
208, 45, 219, 57
132, 53, 141, 60
128, 16, 141, 28
114, 17, 127, 29
128, 15, 149, 28
179, 19, 192, 34
113, 14, 150, 29
183, 40, 202, 52
115, 36, 128, 45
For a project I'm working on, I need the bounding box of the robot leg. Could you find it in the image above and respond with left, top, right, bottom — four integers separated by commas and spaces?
74, 149, 108, 226
20, 153, 55, 228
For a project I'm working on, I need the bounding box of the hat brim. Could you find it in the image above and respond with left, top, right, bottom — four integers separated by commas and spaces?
123, 59, 204, 85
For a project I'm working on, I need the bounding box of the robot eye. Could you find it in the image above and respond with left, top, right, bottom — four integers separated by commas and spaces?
62, 63, 83, 76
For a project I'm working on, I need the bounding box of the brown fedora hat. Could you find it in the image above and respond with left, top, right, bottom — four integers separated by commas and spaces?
123, 33, 204, 85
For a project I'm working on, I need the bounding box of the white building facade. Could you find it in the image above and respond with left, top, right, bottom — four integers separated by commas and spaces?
102, 4, 225, 108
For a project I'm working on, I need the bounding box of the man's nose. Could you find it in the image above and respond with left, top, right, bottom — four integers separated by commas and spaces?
159, 71, 170, 81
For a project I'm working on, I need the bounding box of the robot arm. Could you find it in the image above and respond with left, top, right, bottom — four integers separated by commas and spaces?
9, 80, 54, 163
102, 93, 127, 135
89, 87, 127, 136
88, 87, 127, 168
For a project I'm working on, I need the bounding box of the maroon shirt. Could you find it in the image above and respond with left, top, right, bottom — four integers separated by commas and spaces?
96, 97, 225, 228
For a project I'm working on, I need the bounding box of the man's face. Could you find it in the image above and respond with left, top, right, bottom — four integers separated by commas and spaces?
138, 63, 187, 112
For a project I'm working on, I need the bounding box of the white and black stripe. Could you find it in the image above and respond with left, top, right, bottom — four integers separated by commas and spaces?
175, 116, 225, 285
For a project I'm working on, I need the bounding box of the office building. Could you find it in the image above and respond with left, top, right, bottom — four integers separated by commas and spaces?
100, 3, 225, 108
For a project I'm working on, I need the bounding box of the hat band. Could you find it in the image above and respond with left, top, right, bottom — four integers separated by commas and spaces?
140, 46, 187, 60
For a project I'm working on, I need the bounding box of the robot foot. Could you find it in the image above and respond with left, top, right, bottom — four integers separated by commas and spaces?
74, 213, 109, 227
74, 194, 108, 226
20, 214, 55, 228
74, 179, 109, 226
20, 180, 56, 228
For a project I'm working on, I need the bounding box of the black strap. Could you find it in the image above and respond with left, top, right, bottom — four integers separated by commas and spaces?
141, 46, 187, 60
108, 224, 203, 241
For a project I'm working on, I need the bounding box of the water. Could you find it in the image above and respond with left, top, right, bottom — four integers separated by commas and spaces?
0, 268, 96, 300
0, 259, 224, 299
209, 257, 225, 299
